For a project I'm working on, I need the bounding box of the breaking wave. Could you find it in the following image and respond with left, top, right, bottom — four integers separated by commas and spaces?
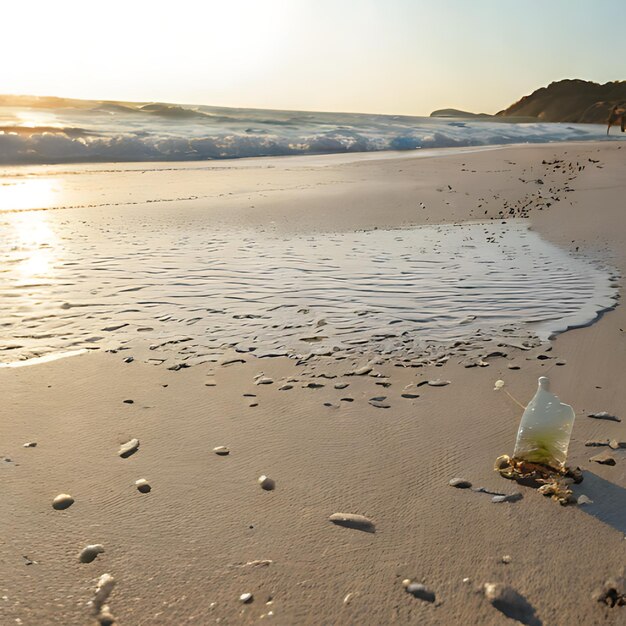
0, 102, 621, 164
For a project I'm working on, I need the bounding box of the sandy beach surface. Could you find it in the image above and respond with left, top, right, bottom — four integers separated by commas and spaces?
1, 141, 625, 625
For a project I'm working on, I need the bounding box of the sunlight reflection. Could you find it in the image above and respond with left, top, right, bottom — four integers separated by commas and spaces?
0, 177, 61, 212
11, 212, 58, 278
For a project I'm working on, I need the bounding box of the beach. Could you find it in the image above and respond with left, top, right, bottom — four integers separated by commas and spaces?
1, 141, 625, 625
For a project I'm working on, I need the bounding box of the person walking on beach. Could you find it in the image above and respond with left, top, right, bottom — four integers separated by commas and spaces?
607, 104, 625, 134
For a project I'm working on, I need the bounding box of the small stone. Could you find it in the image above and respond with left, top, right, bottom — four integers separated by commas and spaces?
258, 475, 275, 490
240, 593, 253, 604
401, 393, 419, 399
278, 384, 293, 391
507, 364, 520, 370
92, 573, 116, 614
135, 478, 151, 493
352, 366, 372, 376
405, 583, 436, 603
22, 442, 37, 448
334, 382, 349, 389
255, 377, 274, 385
329, 513, 375, 533
483, 583, 538, 622
501, 555, 512, 564
305, 382, 324, 389
123, 356, 134, 363
368, 399, 391, 409
449, 478, 472, 489
118, 438, 139, 458
588, 412, 621, 422
402, 579, 412, 588
427, 379, 450, 387
213, 446, 230, 456
52, 494, 74, 510
123, 399, 134, 404
585, 439, 610, 447
590, 452, 616, 466
577, 494, 593, 505
609, 439, 626, 450
249, 401, 259, 407
79, 544, 105, 563
492, 492, 523, 503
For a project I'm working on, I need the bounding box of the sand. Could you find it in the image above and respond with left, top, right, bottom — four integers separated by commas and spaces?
1, 142, 625, 625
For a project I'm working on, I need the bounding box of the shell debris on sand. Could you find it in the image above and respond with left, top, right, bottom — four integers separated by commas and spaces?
118, 438, 139, 458
213, 446, 230, 456
52, 494, 74, 510
258, 475, 276, 490
79, 544, 105, 563
135, 478, 151, 493
328, 513, 375, 533
239, 592, 253, 604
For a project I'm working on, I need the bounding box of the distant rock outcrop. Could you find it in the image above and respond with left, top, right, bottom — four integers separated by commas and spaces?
430, 108, 491, 118
496, 79, 626, 124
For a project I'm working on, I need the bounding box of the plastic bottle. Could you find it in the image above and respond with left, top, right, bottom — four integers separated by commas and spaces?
513, 377, 575, 470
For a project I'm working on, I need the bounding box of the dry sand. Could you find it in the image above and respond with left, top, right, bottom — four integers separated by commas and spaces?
1, 142, 625, 625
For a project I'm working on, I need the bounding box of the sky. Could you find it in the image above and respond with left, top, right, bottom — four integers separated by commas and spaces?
1, 0, 623, 116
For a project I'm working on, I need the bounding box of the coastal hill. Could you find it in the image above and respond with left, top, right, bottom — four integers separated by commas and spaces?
431, 79, 626, 123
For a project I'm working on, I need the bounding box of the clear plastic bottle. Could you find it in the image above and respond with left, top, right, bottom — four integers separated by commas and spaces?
513, 377, 575, 470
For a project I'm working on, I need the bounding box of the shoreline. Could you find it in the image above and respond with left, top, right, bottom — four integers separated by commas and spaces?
1, 141, 624, 625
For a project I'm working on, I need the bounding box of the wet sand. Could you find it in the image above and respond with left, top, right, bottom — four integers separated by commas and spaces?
1, 142, 625, 625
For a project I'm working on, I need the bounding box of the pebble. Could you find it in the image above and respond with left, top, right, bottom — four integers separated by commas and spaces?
507, 364, 520, 370
401, 393, 420, 399
405, 583, 436, 603
449, 478, 472, 489
427, 379, 450, 387
609, 439, 626, 450
249, 401, 259, 407
278, 384, 293, 391
22, 442, 37, 448
258, 475, 275, 490
255, 377, 274, 385
588, 412, 621, 422
501, 555, 512, 564
369, 399, 391, 409
492, 492, 523, 503
79, 544, 105, 563
92, 573, 116, 614
213, 446, 230, 456
118, 438, 140, 458
334, 382, 349, 389
329, 512, 375, 533
305, 382, 324, 389
52, 494, 74, 510
123, 356, 134, 363
240, 593, 253, 604
590, 452, 616, 466
352, 366, 372, 376
585, 439, 609, 447
123, 399, 134, 404
577, 494, 593, 505
135, 478, 151, 493
483, 583, 537, 623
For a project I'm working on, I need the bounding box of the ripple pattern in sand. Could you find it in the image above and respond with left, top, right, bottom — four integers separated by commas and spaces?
0, 214, 617, 364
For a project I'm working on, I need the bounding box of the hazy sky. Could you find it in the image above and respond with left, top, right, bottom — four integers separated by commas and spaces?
2, 0, 623, 115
